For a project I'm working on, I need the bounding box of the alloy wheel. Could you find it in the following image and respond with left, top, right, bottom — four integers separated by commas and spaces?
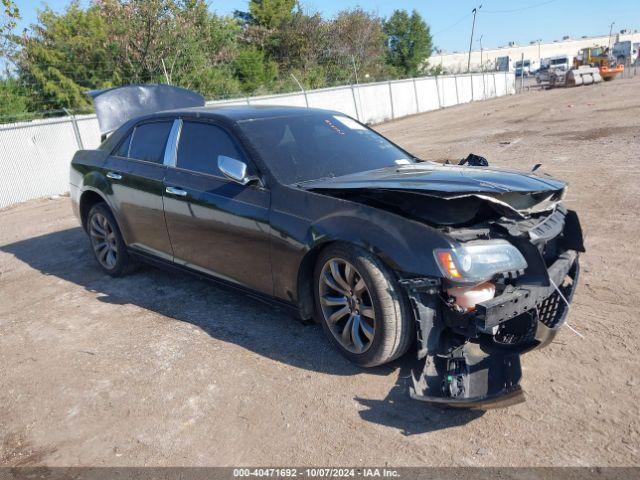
89, 212, 118, 269
318, 258, 376, 354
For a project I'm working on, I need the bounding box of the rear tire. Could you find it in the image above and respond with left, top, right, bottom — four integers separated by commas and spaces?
313, 243, 414, 367
86, 203, 136, 277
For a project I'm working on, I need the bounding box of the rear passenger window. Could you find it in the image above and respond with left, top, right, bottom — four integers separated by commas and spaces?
176, 122, 247, 176
128, 122, 173, 163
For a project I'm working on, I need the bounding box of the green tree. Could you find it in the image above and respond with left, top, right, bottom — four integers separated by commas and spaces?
330, 9, 384, 66
5, 0, 440, 115
0, 77, 28, 121
233, 46, 277, 93
325, 8, 388, 83
14, 0, 243, 110
15, 2, 117, 111
1, 0, 20, 60
98, 0, 188, 84
267, 11, 326, 71
189, 65, 241, 99
383, 9, 432, 76
248, 0, 296, 29
98, 0, 241, 90
1, 0, 19, 37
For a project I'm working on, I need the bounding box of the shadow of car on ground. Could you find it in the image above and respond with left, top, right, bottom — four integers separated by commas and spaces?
1, 226, 484, 435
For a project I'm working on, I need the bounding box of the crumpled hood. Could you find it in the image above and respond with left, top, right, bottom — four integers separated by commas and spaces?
299, 163, 566, 195
300, 163, 567, 222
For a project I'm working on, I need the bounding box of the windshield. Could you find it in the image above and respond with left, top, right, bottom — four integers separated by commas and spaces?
238, 112, 413, 184
551, 58, 568, 66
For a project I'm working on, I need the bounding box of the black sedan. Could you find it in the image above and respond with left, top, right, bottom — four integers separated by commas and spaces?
70, 86, 584, 407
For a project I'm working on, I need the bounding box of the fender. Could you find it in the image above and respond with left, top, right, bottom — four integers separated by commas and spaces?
306, 207, 453, 277
73, 173, 123, 236
270, 185, 457, 307
82, 171, 113, 197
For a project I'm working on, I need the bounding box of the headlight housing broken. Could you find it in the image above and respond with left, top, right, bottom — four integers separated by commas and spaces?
434, 240, 528, 284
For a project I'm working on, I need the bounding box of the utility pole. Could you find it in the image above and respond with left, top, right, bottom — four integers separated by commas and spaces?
479, 35, 485, 99
608, 21, 615, 50
520, 52, 525, 93
467, 4, 482, 101
467, 5, 482, 73
536, 39, 542, 72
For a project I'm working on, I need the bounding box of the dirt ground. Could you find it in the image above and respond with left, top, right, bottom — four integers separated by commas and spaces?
1, 77, 639, 467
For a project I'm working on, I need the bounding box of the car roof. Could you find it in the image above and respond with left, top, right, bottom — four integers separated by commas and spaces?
151, 104, 342, 122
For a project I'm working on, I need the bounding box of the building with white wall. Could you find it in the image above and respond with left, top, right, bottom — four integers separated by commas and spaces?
430, 31, 640, 73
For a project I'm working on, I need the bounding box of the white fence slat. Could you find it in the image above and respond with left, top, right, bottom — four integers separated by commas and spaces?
0, 73, 515, 209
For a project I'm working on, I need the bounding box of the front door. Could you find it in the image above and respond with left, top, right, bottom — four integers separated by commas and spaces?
103, 120, 174, 260
162, 120, 272, 294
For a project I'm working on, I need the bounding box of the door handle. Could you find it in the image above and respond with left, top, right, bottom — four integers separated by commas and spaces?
106, 171, 122, 180
165, 186, 188, 197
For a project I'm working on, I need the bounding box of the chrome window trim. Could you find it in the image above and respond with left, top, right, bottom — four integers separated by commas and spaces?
126, 127, 134, 158
163, 118, 183, 168
110, 156, 168, 168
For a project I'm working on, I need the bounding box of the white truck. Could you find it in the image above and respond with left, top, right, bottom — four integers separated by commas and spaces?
536, 56, 571, 83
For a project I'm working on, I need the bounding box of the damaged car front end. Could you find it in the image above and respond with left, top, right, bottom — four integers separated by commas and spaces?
303, 163, 585, 408
74, 88, 583, 409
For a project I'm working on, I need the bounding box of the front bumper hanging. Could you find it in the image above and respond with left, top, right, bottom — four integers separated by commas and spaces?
402, 250, 580, 409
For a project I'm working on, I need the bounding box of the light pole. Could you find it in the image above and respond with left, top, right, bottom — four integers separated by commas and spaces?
608, 22, 615, 50
478, 35, 486, 98
467, 5, 482, 73
536, 39, 542, 71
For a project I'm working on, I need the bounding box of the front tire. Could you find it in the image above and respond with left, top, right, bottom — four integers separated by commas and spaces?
313, 244, 414, 367
86, 203, 135, 277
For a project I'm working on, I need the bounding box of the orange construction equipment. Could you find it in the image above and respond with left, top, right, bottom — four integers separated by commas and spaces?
574, 46, 624, 81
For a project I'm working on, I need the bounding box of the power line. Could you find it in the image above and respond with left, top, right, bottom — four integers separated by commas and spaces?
432, 12, 473, 38
483, 0, 557, 14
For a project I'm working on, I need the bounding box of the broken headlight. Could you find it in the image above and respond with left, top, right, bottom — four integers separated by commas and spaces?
434, 240, 527, 284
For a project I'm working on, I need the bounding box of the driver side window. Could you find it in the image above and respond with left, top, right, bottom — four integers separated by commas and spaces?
176, 121, 248, 178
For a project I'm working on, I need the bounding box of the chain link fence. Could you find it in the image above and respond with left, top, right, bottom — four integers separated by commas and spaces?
0, 72, 515, 209
620, 64, 639, 79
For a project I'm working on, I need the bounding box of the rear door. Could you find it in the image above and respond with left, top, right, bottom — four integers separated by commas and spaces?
162, 119, 272, 294
103, 119, 175, 260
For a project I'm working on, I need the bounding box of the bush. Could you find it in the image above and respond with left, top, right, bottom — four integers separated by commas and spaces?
233, 47, 278, 93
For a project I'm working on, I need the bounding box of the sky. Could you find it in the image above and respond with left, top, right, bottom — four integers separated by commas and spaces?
9, 0, 640, 53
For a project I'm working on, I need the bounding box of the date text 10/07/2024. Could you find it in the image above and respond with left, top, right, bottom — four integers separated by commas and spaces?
232, 468, 400, 478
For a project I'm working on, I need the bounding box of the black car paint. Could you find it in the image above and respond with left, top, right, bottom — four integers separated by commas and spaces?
298, 163, 567, 194
72, 107, 459, 305
163, 166, 273, 293
71, 104, 583, 408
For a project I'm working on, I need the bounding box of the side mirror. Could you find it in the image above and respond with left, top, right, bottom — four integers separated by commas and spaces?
218, 155, 259, 186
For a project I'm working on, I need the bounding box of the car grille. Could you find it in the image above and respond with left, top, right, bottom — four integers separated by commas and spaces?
538, 288, 569, 329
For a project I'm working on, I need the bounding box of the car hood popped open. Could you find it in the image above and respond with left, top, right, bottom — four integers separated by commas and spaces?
300, 163, 567, 224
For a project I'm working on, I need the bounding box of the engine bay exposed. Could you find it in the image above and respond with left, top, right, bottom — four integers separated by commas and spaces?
308, 186, 566, 228
309, 174, 584, 408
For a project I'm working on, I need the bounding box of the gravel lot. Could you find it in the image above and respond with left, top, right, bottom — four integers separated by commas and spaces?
1, 77, 639, 467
